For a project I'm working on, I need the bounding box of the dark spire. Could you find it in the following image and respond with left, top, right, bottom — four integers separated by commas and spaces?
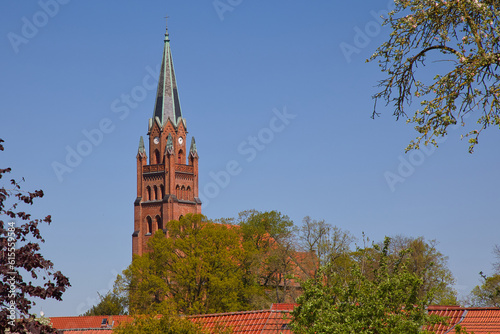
190, 137, 197, 157
152, 19, 183, 129
137, 136, 146, 155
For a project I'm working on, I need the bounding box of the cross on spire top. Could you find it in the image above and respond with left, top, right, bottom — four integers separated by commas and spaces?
164, 15, 170, 41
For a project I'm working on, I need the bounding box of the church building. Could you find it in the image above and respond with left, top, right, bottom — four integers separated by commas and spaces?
132, 24, 202, 256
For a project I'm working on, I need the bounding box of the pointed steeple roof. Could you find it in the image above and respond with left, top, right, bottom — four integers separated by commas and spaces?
190, 137, 198, 157
152, 20, 183, 128
137, 136, 146, 155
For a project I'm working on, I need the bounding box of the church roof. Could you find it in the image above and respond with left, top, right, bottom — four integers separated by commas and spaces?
152, 21, 183, 129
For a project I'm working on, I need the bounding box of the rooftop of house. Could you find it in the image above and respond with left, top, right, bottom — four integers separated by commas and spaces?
50, 315, 131, 333
48, 304, 500, 334
190, 308, 293, 334
427, 305, 500, 334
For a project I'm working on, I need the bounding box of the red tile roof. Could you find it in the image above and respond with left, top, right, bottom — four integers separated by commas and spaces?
270, 303, 296, 311
190, 309, 292, 334
428, 305, 500, 334
50, 315, 131, 331
48, 305, 500, 334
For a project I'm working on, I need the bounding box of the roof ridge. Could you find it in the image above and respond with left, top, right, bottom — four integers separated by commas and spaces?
188, 309, 290, 319
428, 306, 500, 311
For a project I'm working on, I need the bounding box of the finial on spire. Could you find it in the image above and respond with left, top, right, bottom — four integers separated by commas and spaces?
164, 15, 170, 42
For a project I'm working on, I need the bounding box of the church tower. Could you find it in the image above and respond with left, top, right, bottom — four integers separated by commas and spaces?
133, 24, 202, 256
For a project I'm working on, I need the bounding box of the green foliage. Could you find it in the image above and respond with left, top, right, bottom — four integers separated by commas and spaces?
238, 210, 298, 304
453, 324, 474, 334
81, 290, 128, 316
290, 237, 446, 334
468, 272, 500, 307
385, 236, 458, 305
123, 214, 260, 315
370, 0, 500, 153
297, 216, 354, 280
296, 222, 457, 306
114, 311, 203, 334
467, 244, 500, 307
117, 209, 457, 329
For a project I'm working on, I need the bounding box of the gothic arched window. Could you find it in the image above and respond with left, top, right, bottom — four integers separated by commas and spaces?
146, 186, 151, 201
154, 149, 160, 164
178, 150, 183, 164
153, 185, 158, 200
146, 216, 153, 235
156, 215, 163, 231
160, 185, 165, 199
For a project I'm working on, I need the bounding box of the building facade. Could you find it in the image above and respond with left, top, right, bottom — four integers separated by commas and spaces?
132, 25, 202, 256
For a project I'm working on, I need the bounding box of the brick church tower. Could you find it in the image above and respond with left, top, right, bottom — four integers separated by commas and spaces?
132, 24, 202, 256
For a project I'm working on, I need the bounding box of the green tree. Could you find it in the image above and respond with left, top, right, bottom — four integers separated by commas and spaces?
469, 272, 500, 307
290, 237, 445, 334
114, 310, 203, 334
387, 236, 458, 305
0, 139, 70, 333
237, 210, 298, 304
81, 289, 128, 316
123, 214, 259, 315
296, 225, 457, 305
467, 244, 500, 307
296, 216, 354, 280
370, 0, 500, 153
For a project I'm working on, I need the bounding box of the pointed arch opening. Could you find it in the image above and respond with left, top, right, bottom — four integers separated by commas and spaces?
146, 186, 151, 201
146, 216, 153, 235
186, 186, 192, 201
181, 186, 186, 200
160, 185, 165, 200
176, 185, 180, 199
156, 215, 163, 231
154, 149, 160, 164
154, 185, 159, 200
178, 149, 183, 164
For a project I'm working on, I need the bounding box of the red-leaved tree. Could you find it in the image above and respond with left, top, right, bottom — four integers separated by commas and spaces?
0, 139, 70, 333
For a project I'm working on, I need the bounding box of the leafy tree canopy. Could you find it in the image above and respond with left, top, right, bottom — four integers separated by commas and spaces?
122, 214, 261, 315
114, 310, 203, 334
295, 221, 457, 306
385, 235, 458, 305
0, 139, 70, 333
467, 245, 500, 307
296, 216, 354, 280
81, 289, 128, 316
370, 0, 500, 153
468, 273, 500, 307
237, 210, 299, 305
290, 237, 446, 334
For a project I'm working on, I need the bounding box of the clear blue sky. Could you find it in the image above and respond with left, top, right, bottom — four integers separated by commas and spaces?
1, 0, 499, 317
